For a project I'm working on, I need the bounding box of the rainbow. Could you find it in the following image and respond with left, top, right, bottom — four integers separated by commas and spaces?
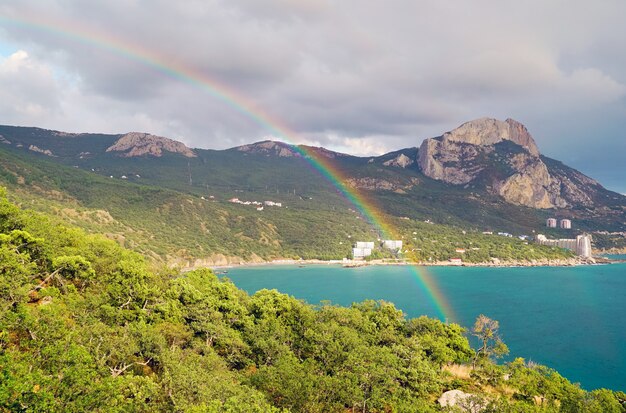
0, 14, 456, 322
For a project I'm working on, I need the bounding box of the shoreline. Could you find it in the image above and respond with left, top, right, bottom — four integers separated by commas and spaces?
203, 256, 609, 271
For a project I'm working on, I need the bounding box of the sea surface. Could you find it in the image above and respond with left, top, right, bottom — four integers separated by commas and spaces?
604, 254, 626, 260
224, 263, 626, 391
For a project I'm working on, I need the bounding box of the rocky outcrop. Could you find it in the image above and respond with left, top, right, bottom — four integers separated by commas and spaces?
236, 140, 300, 157
417, 118, 602, 209
437, 390, 486, 412
28, 145, 56, 157
383, 153, 414, 168
237, 141, 352, 160
442, 117, 539, 156
171, 253, 266, 269
418, 138, 487, 185
493, 153, 566, 209
106, 132, 196, 158
346, 177, 419, 192
418, 118, 541, 186
302, 145, 350, 159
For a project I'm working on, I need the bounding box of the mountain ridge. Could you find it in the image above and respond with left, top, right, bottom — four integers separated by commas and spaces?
0, 120, 623, 234
1, 119, 625, 264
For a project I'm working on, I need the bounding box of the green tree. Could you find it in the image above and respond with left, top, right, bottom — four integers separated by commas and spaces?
472, 314, 509, 367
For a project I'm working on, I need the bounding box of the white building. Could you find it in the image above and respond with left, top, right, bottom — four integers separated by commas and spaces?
560, 219, 572, 229
536, 233, 592, 257
355, 241, 375, 249
352, 247, 372, 258
383, 240, 403, 250
546, 218, 557, 228
576, 234, 592, 258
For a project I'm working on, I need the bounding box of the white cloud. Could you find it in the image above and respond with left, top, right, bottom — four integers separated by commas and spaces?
0, 50, 62, 122
0, 0, 625, 191
561, 68, 626, 104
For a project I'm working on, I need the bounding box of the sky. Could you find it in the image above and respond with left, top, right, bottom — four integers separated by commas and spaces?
0, 1, 625, 193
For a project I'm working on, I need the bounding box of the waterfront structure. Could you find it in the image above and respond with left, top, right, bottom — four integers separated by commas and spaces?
382, 240, 403, 250
352, 247, 372, 258
546, 218, 557, 228
355, 241, 375, 249
576, 234, 592, 258
560, 219, 572, 229
536, 234, 592, 257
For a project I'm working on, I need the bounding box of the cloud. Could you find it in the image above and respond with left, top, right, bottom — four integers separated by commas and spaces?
561, 68, 626, 104
0, 50, 62, 123
0, 0, 625, 191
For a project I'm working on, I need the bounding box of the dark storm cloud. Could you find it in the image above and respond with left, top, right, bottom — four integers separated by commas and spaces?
0, 0, 625, 191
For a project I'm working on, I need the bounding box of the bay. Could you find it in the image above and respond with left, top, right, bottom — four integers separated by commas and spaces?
224, 263, 626, 391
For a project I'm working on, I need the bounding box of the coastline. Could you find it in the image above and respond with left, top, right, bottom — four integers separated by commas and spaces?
199, 256, 606, 271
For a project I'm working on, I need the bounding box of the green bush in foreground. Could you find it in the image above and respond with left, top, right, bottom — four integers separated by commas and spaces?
0, 188, 623, 412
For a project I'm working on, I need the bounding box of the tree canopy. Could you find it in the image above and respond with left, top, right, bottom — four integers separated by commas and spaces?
0, 188, 623, 412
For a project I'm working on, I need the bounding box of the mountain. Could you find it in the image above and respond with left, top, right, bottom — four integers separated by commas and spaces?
106, 132, 197, 158
417, 118, 611, 209
0, 120, 624, 264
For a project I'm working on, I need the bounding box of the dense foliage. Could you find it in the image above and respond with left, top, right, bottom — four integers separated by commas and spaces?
395, 219, 573, 263
0, 188, 624, 412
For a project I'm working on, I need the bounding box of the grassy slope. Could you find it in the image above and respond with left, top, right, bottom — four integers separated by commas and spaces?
0, 146, 376, 263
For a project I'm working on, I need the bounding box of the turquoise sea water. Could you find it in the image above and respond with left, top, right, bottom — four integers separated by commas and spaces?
224, 263, 626, 391
604, 254, 626, 260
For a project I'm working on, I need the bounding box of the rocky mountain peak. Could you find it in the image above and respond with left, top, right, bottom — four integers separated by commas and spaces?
300, 145, 350, 159
106, 132, 196, 158
417, 117, 600, 209
442, 117, 540, 156
236, 140, 300, 157
236, 141, 350, 159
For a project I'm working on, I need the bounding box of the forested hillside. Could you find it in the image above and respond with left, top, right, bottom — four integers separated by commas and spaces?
1, 187, 624, 412
0, 147, 573, 266
0, 123, 623, 240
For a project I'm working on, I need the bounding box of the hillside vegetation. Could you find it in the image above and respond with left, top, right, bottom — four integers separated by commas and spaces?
1, 123, 623, 241
0, 147, 573, 265
0, 188, 624, 412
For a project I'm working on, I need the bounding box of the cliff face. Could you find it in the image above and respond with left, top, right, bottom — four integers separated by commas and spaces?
417, 118, 599, 209
441, 118, 540, 156
106, 132, 196, 158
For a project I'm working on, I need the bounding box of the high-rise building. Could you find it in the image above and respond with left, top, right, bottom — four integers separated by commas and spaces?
560, 219, 572, 229
576, 234, 592, 258
546, 218, 557, 228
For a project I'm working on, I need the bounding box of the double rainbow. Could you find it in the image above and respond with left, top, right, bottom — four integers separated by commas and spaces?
0, 14, 456, 322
